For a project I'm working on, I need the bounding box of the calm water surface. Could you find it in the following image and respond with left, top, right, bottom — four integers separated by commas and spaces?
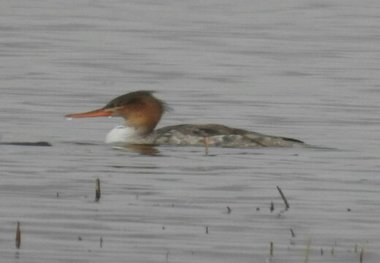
1, 0, 380, 262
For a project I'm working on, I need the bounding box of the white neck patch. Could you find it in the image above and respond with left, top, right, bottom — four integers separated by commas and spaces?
105, 125, 138, 144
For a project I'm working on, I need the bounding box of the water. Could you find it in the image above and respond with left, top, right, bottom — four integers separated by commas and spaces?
1, 0, 380, 262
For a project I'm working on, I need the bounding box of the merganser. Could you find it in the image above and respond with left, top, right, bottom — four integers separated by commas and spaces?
65, 91, 304, 148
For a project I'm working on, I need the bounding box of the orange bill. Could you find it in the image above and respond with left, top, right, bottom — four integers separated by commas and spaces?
65, 108, 113, 118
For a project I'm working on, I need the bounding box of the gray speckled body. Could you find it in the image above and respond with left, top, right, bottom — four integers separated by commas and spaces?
146, 124, 304, 148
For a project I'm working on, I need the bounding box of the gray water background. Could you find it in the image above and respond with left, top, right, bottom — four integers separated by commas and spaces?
1, 0, 380, 262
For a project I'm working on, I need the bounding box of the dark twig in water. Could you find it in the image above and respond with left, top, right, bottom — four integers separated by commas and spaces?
100, 237, 103, 248
95, 178, 101, 202
276, 186, 289, 210
269, 241, 274, 256
360, 248, 364, 263
290, 228, 296, 238
0, 141, 52, 146
203, 136, 209, 156
15, 222, 21, 249
226, 206, 231, 214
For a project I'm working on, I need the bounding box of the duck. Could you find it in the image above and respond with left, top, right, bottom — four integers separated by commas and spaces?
65, 90, 304, 148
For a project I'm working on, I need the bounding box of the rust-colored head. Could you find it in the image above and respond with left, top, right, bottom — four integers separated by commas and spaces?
65, 91, 166, 134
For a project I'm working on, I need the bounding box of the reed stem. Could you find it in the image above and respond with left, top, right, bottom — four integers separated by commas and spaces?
95, 178, 101, 202
276, 186, 289, 210
15, 222, 21, 249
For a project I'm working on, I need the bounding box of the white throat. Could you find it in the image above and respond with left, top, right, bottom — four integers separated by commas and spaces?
105, 125, 139, 144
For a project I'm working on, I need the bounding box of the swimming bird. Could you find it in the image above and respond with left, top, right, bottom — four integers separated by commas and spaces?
65, 91, 304, 148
